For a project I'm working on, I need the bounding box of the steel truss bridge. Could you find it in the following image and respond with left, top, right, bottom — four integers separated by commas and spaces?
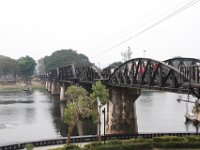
41, 57, 200, 98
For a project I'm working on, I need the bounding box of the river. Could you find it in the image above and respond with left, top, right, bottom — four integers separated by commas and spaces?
0, 89, 198, 145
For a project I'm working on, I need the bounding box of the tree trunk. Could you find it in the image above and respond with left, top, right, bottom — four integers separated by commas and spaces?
98, 108, 101, 142
66, 115, 80, 144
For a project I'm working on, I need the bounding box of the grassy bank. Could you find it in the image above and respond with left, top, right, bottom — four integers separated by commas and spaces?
49, 135, 200, 150
0, 81, 45, 92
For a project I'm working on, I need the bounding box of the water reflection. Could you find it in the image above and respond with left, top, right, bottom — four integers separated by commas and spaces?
136, 90, 199, 133
0, 90, 199, 145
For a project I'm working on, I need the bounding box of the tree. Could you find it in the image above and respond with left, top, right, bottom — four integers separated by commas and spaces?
91, 81, 109, 142
37, 58, 45, 75
0, 55, 18, 76
121, 46, 132, 62
64, 86, 97, 144
17, 56, 36, 84
42, 49, 90, 72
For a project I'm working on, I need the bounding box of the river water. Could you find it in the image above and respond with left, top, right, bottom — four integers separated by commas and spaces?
0, 89, 198, 145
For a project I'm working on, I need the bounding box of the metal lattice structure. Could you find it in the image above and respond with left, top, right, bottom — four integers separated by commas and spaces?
42, 57, 200, 98
164, 57, 200, 69
108, 58, 189, 92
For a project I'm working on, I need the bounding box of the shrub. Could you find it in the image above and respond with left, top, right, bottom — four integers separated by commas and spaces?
63, 144, 80, 150
123, 138, 145, 144
106, 139, 123, 145
153, 141, 200, 149
122, 143, 152, 150
94, 143, 152, 150
153, 136, 171, 142
169, 136, 186, 142
84, 141, 102, 150
186, 135, 200, 142
95, 144, 122, 150
25, 144, 34, 150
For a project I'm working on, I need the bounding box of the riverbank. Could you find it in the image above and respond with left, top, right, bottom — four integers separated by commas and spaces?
0, 81, 45, 92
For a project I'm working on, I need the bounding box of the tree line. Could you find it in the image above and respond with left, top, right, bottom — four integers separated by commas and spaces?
0, 48, 131, 83
0, 55, 36, 83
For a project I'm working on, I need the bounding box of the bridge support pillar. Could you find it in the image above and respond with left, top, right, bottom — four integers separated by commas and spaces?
107, 87, 140, 134
45, 81, 48, 90
47, 81, 52, 92
60, 83, 66, 101
51, 81, 60, 95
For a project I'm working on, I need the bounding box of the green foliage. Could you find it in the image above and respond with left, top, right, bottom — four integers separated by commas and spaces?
124, 138, 145, 144
153, 141, 200, 149
64, 85, 97, 144
186, 135, 200, 142
42, 49, 90, 72
94, 143, 152, 150
0, 55, 18, 75
25, 143, 34, 150
153, 136, 171, 142
65, 86, 96, 121
84, 141, 102, 150
63, 144, 80, 150
64, 102, 78, 126
109, 61, 123, 68
37, 58, 45, 74
106, 139, 123, 145
17, 55, 36, 77
66, 86, 88, 103
91, 81, 109, 106
153, 136, 186, 143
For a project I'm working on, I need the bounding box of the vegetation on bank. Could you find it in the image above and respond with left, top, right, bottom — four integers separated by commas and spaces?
50, 135, 200, 150
0, 82, 45, 92
0, 55, 36, 83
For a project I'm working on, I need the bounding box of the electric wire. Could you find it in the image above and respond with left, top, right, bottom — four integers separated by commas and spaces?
90, 0, 200, 59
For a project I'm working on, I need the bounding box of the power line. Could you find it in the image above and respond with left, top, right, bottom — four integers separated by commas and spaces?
91, 0, 200, 58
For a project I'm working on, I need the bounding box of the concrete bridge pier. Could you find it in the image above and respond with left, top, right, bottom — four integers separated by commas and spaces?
107, 87, 140, 134
60, 83, 66, 101
51, 81, 60, 95
45, 81, 48, 90
47, 81, 52, 92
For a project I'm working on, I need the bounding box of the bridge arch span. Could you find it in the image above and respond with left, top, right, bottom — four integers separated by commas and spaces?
108, 58, 188, 94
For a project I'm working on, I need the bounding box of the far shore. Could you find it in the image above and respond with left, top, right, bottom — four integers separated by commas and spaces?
0, 81, 45, 92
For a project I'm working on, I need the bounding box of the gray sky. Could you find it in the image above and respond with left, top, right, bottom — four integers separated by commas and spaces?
0, 0, 200, 67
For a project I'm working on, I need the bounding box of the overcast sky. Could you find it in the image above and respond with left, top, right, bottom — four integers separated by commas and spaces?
0, 0, 200, 67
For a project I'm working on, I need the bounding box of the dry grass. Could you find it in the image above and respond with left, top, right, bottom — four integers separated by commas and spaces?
0, 81, 45, 91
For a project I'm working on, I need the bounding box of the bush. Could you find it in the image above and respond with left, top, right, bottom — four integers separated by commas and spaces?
153, 136, 171, 142
84, 141, 102, 150
169, 136, 186, 142
94, 144, 121, 150
122, 143, 152, 150
153, 141, 200, 149
25, 144, 34, 150
106, 139, 123, 145
123, 138, 145, 144
93, 143, 152, 150
186, 135, 200, 142
63, 144, 80, 150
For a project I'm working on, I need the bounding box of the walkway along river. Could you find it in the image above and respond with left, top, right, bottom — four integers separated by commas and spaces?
0, 89, 198, 145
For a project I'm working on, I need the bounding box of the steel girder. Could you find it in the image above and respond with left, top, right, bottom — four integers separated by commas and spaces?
79, 65, 102, 84
108, 58, 189, 93
164, 57, 200, 69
